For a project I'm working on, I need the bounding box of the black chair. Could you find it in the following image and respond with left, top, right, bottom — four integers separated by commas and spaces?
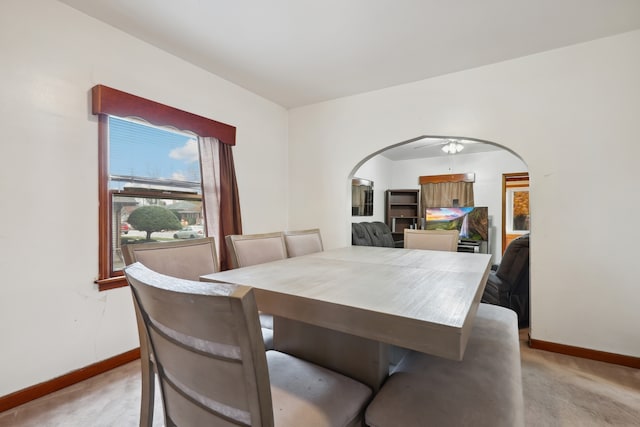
352, 222, 374, 246
362, 222, 395, 247
482, 234, 530, 328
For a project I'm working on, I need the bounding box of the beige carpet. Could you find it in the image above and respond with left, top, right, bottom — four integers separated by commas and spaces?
1, 333, 639, 426
519, 330, 640, 426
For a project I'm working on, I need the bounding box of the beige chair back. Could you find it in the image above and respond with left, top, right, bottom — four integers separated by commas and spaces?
122, 237, 219, 280
225, 232, 287, 269
403, 229, 460, 252
124, 263, 273, 426
121, 237, 220, 426
284, 228, 324, 257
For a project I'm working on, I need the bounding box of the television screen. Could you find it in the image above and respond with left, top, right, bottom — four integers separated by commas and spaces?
425, 207, 489, 241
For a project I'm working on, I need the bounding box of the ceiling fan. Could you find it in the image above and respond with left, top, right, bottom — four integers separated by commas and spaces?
411, 138, 480, 154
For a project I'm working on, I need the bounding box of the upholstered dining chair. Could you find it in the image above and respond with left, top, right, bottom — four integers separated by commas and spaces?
123, 237, 273, 426
124, 262, 372, 427
225, 232, 288, 343
122, 237, 219, 281
283, 228, 324, 257
364, 303, 524, 427
225, 232, 288, 269
403, 229, 460, 252
394, 229, 460, 366
122, 238, 219, 427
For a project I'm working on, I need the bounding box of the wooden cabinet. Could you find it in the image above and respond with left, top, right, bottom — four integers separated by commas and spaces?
385, 189, 420, 247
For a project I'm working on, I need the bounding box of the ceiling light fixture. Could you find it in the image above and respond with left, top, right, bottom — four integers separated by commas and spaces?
441, 140, 464, 154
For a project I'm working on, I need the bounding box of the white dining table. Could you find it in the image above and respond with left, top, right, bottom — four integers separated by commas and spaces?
201, 245, 492, 390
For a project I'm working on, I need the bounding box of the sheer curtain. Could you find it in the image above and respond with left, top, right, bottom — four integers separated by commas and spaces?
199, 137, 243, 271
420, 182, 474, 208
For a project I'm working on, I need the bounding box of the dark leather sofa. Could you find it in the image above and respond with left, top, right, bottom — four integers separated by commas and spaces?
482, 234, 530, 328
351, 222, 395, 248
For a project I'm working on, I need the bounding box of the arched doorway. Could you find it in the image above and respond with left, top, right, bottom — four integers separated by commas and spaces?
349, 136, 528, 261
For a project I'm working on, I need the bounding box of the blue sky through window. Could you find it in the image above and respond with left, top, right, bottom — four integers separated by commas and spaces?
109, 116, 201, 189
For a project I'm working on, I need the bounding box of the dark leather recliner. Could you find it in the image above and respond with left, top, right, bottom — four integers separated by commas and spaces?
352, 222, 395, 247
362, 222, 395, 247
352, 222, 374, 246
482, 234, 530, 328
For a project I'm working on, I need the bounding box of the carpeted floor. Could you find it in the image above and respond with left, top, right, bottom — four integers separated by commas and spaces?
0, 363, 164, 427
519, 330, 640, 426
1, 331, 639, 426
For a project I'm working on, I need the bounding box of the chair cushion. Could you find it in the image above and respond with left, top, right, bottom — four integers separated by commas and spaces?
365, 304, 524, 427
268, 351, 372, 427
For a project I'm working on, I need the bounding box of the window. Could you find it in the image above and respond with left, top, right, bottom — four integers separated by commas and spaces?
92, 85, 238, 290
109, 116, 204, 272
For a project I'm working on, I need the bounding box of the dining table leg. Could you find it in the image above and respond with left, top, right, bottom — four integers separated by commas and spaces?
273, 316, 390, 392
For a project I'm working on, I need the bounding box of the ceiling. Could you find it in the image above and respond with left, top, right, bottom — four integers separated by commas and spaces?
380, 138, 503, 161
58, 0, 640, 109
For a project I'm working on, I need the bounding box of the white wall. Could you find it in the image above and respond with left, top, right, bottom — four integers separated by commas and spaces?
288, 31, 640, 357
0, 0, 288, 396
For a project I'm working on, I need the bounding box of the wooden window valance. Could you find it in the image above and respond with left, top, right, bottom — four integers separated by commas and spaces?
91, 85, 236, 145
419, 173, 475, 185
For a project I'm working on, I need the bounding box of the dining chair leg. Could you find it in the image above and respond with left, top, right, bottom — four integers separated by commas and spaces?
134, 301, 155, 427
139, 356, 154, 427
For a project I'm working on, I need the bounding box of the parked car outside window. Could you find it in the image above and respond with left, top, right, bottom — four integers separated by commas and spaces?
173, 225, 204, 239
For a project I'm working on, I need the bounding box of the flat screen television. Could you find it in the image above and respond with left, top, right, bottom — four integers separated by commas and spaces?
425, 207, 489, 242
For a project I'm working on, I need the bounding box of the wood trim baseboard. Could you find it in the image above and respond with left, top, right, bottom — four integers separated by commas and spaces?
0, 348, 140, 413
529, 338, 640, 369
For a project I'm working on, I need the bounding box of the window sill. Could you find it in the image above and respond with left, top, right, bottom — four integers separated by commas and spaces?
95, 275, 128, 291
